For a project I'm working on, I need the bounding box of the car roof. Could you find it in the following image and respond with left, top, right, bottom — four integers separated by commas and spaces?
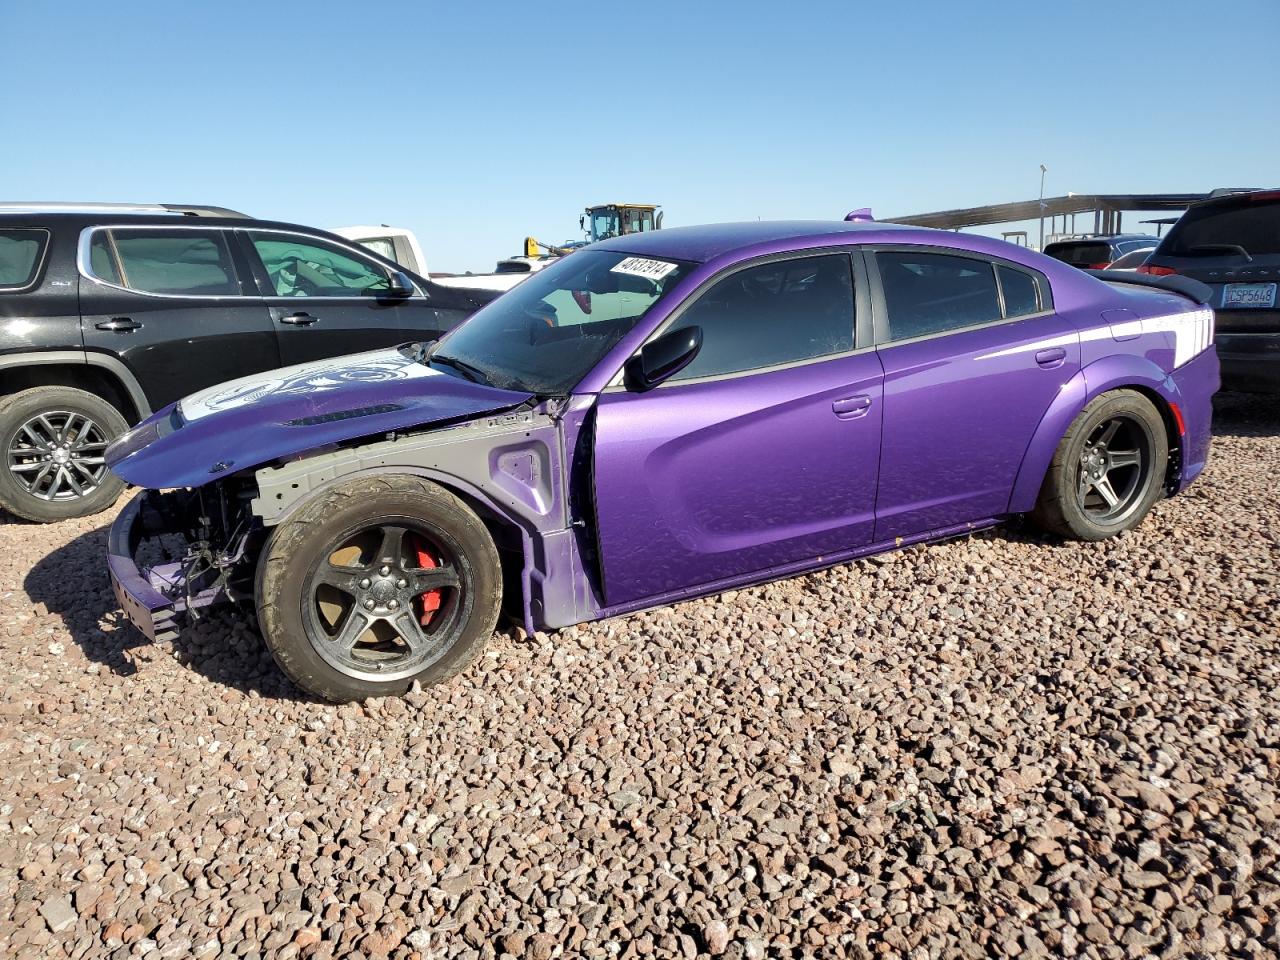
590, 219, 928, 262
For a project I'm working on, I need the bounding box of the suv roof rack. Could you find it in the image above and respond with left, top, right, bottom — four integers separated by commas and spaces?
0, 202, 249, 218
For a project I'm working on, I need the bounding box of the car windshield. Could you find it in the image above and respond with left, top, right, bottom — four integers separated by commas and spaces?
427, 250, 693, 394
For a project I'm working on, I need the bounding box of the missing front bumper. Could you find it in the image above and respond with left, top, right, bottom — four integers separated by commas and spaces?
108, 492, 181, 643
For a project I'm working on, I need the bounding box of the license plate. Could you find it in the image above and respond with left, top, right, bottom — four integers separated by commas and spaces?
1222, 282, 1277, 308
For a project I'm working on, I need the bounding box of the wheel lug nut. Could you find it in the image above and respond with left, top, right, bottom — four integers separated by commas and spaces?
396, 579, 407, 588
364, 599, 375, 610
380, 565, 390, 576
359, 578, 371, 589
389, 599, 399, 609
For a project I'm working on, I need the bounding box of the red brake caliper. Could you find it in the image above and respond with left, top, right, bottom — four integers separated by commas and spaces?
411, 535, 443, 627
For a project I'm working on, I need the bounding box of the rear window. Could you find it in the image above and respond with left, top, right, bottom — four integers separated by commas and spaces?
1164, 197, 1280, 257
89, 229, 240, 296
0, 229, 49, 289
1043, 241, 1111, 267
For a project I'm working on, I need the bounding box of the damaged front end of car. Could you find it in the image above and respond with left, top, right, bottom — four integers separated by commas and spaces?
107, 477, 263, 642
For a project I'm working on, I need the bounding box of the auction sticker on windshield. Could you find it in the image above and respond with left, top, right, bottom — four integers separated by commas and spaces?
611, 257, 678, 281
1223, 282, 1276, 309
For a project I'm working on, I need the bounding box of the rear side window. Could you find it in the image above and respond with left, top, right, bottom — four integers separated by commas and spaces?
997, 265, 1040, 317
90, 229, 240, 296
667, 254, 855, 381
0, 229, 49, 289
877, 252, 1002, 342
1043, 241, 1111, 267
1164, 198, 1280, 256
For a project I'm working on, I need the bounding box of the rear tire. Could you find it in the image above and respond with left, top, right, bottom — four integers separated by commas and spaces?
256, 475, 502, 702
1031, 389, 1168, 541
0, 386, 128, 523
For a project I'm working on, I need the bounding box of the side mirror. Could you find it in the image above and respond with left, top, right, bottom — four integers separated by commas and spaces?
625, 326, 702, 391
378, 270, 415, 299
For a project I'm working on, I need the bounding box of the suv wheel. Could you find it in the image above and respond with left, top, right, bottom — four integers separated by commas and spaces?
256, 475, 503, 702
0, 387, 128, 523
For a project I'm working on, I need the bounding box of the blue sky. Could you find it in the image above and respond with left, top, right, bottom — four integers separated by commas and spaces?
5, 1, 1278, 271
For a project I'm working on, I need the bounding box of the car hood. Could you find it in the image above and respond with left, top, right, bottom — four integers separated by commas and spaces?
107, 347, 533, 489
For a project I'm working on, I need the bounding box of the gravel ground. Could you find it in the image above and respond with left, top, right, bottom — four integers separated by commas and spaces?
2, 393, 1278, 960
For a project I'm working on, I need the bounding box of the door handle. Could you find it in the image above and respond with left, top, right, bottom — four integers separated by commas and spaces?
94, 317, 142, 332
832, 395, 872, 420
277, 312, 319, 326
1035, 347, 1067, 368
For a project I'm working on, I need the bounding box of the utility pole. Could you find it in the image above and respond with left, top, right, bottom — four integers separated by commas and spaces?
1038, 164, 1048, 250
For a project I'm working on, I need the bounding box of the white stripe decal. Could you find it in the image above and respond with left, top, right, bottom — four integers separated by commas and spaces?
973, 307, 1215, 368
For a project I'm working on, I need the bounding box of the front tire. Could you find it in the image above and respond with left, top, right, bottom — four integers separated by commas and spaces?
0, 386, 128, 523
256, 475, 502, 702
1031, 389, 1169, 541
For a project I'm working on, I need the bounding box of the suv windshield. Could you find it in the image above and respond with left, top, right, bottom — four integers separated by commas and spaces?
1164, 196, 1280, 257
427, 250, 692, 394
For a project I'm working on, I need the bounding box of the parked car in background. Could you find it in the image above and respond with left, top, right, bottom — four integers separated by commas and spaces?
1043, 234, 1158, 270
1105, 248, 1153, 271
106, 221, 1218, 701
331, 225, 531, 295
1138, 189, 1280, 393
0, 202, 495, 522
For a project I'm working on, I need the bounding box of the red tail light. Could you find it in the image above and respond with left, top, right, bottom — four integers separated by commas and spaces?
1086, 262, 1112, 269
1137, 264, 1177, 276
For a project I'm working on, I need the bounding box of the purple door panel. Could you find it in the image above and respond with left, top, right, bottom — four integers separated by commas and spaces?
592, 352, 885, 607
873, 314, 1080, 541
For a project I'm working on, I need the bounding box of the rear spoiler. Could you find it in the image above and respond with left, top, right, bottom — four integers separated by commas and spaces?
1083, 269, 1213, 306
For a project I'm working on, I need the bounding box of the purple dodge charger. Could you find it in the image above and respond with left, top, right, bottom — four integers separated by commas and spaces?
106, 221, 1219, 701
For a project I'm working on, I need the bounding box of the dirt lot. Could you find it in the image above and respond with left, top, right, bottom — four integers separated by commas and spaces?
1, 394, 1278, 960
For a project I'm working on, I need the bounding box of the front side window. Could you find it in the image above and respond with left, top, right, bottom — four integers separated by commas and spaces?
877, 251, 1002, 343
428, 249, 692, 394
248, 232, 392, 297
667, 254, 855, 382
94, 229, 240, 296
0, 229, 49, 289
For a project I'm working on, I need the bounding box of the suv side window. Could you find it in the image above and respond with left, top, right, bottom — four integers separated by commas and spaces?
876, 251, 1002, 342
0, 229, 49, 289
247, 232, 393, 297
667, 254, 855, 381
90, 229, 241, 296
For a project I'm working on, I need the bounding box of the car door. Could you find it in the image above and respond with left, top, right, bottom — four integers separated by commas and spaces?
591, 251, 884, 608
868, 247, 1080, 541
240, 229, 447, 365
79, 225, 280, 410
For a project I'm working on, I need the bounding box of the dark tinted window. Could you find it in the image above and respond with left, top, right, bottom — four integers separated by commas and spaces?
1043, 241, 1111, 267
877, 252, 1001, 342
998, 265, 1039, 317
1164, 197, 1280, 256
106, 229, 239, 296
0, 229, 48, 288
668, 254, 854, 381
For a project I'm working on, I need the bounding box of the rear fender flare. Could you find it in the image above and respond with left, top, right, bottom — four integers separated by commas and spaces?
1007, 355, 1180, 514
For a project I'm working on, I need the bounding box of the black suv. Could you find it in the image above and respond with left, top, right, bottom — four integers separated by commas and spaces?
1139, 190, 1280, 393
1042, 234, 1158, 270
0, 203, 492, 522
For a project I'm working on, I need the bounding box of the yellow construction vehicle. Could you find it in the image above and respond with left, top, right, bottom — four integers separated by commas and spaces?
509, 203, 665, 277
